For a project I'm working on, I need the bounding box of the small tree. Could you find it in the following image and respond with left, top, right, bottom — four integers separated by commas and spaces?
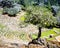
24, 6, 57, 44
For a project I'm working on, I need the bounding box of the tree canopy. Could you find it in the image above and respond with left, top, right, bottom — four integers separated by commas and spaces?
25, 6, 57, 28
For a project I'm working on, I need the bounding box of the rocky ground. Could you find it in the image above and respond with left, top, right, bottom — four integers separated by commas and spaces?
0, 10, 60, 48
0, 11, 38, 48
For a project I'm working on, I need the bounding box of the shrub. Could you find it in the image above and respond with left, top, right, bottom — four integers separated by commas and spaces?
7, 4, 21, 16
3, 3, 21, 16
7, 7, 18, 16
13, 3, 21, 12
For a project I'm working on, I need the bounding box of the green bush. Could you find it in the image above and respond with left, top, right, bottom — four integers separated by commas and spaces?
25, 6, 57, 27
7, 7, 19, 16
3, 3, 21, 16
7, 4, 21, 16
13, 3, 21, 12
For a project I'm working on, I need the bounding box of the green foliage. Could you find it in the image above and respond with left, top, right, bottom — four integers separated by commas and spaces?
57, 11, 60, 16
0, 23, 5, 29
56, 11, 60, 25
7, 4, 21, 16
12, 0, 20, 3
41, 30, 57, 38
7, 8, 18, 16
18, 0, 60, 8
18, 0, 25, 7
31, 28, 59, 39
19, 0, 40, 7
53, 28, 60, 34
25, 6, 57, 27
1, 0, 21, 16
0, 23, 7, 36
24, 0, 36, 6
0, 8, 3, 14
3, 7, 9, 14
3, 3, 21, 16
20, 16, 26, 22
13, 3, 21, 12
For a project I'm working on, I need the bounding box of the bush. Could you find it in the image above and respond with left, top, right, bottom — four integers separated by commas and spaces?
25, 6, 57, 28
7, 4, 21, 16
3, 3, 21, 16
13, 3, 21, 12
7, 8, 18, 16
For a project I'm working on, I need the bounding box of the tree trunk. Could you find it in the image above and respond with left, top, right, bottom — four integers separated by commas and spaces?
37, 27, 42, 39
28, 27, 42, 45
